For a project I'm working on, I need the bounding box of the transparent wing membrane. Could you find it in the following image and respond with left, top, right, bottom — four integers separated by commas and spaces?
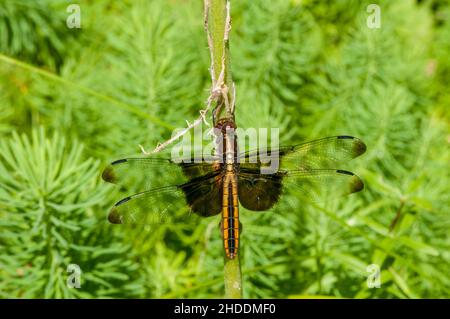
102, 156, 219, 191
108, 186, 188, 225
107, 172, 223, 225
239, 136, 366, 170
280, 169, 364, 201
238, 168, 364, 211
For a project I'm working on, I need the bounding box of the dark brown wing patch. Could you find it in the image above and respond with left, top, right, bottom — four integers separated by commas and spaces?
180, 172, 223, 217
238, 168, 284, 211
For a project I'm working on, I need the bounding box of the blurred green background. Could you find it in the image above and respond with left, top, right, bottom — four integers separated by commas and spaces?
0, 0, 449, 298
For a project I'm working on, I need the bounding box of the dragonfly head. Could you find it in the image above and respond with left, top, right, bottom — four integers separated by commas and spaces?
215, 118, 236, 133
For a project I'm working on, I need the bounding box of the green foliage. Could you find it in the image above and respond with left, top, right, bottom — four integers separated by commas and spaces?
0, 0, 75, 69
0, 129, 143, 297
0, 0, 449, 298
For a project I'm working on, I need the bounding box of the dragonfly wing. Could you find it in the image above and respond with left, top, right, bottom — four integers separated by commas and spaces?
280, 169, 364, 202
179, 158, 221, 179
239, 136, 366, 171
108, 185, 186, 225
108, 171, 224, 224
181, 172, 223, 217
238, 168, 364, 211
237, 168, 283, 211
102, 156, 219, 191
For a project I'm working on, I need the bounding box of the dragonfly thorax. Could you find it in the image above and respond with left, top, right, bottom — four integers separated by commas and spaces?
215, 119, 238, 167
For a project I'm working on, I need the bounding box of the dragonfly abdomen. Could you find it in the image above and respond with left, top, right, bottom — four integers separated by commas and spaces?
222, 171, 239, 259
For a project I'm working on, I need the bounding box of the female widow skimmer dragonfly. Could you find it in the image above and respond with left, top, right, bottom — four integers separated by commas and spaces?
102, 119, 366, 259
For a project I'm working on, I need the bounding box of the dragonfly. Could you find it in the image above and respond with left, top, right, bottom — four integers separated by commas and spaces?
102, 118, 366, 259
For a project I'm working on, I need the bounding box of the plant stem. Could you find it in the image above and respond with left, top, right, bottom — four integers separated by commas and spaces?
224, 255, 242, 298
204, 0, 242, 298
205, 0, 235, 123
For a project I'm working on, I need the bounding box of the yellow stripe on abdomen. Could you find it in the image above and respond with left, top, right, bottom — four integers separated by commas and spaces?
222, 171, 239, 259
